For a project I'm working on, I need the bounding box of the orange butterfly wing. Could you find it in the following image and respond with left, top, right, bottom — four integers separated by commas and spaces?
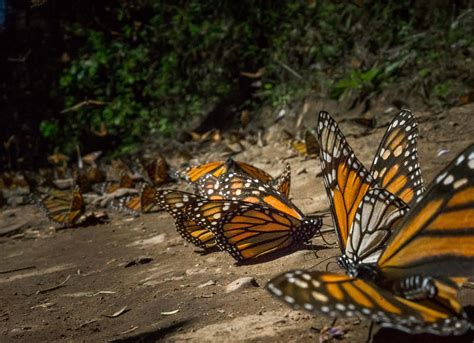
371, 110, 424, 207
377, 144, 474, 279
317, 111, 375, 250
40, 185, 85, 226
267, 270, 469, 335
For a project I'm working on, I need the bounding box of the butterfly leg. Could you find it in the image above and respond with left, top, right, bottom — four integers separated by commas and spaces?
365, 321, 374, 343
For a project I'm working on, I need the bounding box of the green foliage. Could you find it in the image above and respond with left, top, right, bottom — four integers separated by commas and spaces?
46, 1, 473, 154
330, 68, 383, 100
39, 120, 60, 139
434, 81, 454, 99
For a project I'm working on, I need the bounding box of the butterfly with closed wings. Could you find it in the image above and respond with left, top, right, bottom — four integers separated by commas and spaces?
316, 110, 424, 271
39, 185, 85, 227
267, 144, 474, 335
315, 110, 468, 318
110, 183, 158, 216
291, 130, 319, 157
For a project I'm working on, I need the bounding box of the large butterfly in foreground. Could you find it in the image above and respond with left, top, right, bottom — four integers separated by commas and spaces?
39, 185, 85, 227
175, 158, 291, 197
316, 110, 424, 269
155, 179, 321, 260
267, 144, 474, 335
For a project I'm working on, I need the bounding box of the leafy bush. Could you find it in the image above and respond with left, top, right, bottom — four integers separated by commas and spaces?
38, 1, 473, 155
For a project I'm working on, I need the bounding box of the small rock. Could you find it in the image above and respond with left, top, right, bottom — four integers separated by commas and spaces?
186, 267, 208, 275
225, 277, 259, 293
198, 280, 216, 288
128, 233, 166, 247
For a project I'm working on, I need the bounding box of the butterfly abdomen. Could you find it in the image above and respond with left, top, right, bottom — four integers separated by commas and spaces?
393, 275, 437, 300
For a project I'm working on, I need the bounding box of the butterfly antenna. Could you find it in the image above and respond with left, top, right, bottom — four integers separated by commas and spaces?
308, 255, 338, 270
318, 226, 336, 246
310, 242, 320, 259
366, 321, 374, 343
325, 260, 340, 272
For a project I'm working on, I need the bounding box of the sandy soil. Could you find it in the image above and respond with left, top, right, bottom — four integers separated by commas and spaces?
1, 101, 473, 342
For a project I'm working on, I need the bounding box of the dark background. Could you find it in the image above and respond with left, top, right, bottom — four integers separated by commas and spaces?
0, 0, 472, 170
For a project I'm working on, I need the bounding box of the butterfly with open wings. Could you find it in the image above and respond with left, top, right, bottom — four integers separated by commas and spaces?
175, 158, 291, 197
155, 171, 320, 260
194, 163, 291, 200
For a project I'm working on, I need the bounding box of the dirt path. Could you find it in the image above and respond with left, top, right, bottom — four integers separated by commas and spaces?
1, 102, 473, 342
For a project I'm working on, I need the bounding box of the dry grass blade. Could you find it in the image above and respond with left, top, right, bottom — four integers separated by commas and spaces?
119, 326, 139, 335
161, 309, 179, 316
0, 265, 36, 274
36, 275, 71, 295
102, 306, 129, 318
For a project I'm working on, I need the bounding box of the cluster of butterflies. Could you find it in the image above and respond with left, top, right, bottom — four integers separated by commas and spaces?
153, 110, 473, 336
37, 155, 168, 227
35, 109, 473, 336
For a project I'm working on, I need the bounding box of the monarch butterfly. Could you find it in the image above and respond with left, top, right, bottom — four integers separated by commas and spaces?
39, 185, 85, 227
267, 144, 474, 335
140, 154, 170, 186
292, 130, 319, 157
110, 183, 158, 215
176, 157, 273, 184
110, 193, 141, 216
92, 173, 134, 195
73, 163, 106, 192
194, 163, 291, 199
155, 175, 321, 260
316, 110, 424, 268
154, 190, 217, 249
272, 163, 291, 198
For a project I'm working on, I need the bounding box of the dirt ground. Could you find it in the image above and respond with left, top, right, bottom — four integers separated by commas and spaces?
1, 100, 473, 342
